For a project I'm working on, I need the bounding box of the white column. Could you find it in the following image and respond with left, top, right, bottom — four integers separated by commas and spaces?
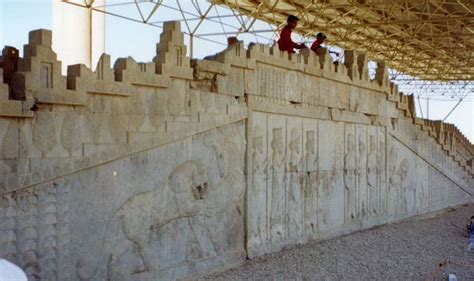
52, 0, 105, 73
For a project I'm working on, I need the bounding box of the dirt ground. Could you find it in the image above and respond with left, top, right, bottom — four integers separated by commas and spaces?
196, 204, 474, 280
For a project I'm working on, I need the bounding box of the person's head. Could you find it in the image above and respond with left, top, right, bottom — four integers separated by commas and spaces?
287, 15, 299, 29
316, 32, 327, 42
227, 36, 238, 46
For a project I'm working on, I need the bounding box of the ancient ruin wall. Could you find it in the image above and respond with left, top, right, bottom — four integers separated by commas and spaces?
0, 22, 472, 280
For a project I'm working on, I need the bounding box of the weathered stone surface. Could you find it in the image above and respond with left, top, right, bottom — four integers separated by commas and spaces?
0, 22, 472, 281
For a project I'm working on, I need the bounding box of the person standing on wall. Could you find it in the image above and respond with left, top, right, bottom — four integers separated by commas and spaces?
278, 15, 307, 53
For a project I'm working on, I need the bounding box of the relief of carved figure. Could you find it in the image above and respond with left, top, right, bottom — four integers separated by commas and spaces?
250, 127, 268, 245
415, 183, 424, 213
367, 136, 377, 188
201, 129, 245, 252
387, 146, 398, 216
367, 135, 378, 216
76, 161, 216, 280
318, 170, 338, 229
302, 130, 318, 235
287, 128, 303, 239
416, 176, 429, 212
269, 128, 286, 241
204, 133, 234, 180
396, 158, 410, 215
377, 139, 386, 215
343, 133, 357, 222
253, 134, 268, 175
388, 146, 398, 187
356, 132, 367, 220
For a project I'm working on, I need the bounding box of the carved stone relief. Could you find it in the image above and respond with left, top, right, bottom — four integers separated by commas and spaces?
286, 71, 301, 102
356, 126, 368, 220
269, 126, 286, 242
376, 129, 387, 216
344, 130, 357, 223
387, 139, 420, 218
76, 160, 213, 280
71, 123, 245, 281
286, 126, 303, 240
367, 134, 378, 216
303, 129, 318, 235
387, 145, 398, 216
33, 112, 57, 158
60, 112, 82, 156
249, 113, 397, 249
316, 120, 344, 231
1, 120, 29, 174
249, 123, 268, 248
0, 180, 71, 281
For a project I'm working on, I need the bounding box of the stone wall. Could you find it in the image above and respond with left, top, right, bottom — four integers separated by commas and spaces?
0, 22, 472, 280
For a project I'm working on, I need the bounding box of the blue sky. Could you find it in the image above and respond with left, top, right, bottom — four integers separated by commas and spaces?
1, 0, 472, 142
1, 0, 52, 50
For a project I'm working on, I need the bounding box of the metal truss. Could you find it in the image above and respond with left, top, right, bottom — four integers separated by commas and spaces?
60, 0, 279, 54
61, 0, 473, 102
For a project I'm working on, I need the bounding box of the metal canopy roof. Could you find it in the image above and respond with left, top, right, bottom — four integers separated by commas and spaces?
211, 0, 474, 82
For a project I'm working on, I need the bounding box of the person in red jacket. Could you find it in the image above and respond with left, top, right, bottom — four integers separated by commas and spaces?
278, 15, 306, 53
310, 32, 340, 64
310, 32, 327, 53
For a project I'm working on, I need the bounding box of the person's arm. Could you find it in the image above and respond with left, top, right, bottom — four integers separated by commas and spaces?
296, 43, 306, 49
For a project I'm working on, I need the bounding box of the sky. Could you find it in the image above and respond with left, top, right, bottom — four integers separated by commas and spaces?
1, 0, 472, 143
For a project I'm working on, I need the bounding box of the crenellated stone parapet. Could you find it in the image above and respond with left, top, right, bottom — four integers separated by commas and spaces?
0, 21, 472, 281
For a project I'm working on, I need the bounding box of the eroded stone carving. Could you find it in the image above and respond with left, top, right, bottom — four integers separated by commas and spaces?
377, 137, 386, 215
270, 128, 286, 241
287, 128, 303, 239
1, 120, 29, 174
344, 133, 357, 222
357, 129, 367, 220
33, 113, 57, 158
0, 181, 71, 281
250, 126, 268, 246
76, 161, 214, 280
367, 135, 377, 216
60, 113, 81, 156
303, 130, 318, 234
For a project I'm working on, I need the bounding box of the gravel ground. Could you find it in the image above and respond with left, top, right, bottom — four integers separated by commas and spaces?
197, 204, 474, 280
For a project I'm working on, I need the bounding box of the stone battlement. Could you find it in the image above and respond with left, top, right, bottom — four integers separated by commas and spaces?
0, 22, 472, 281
